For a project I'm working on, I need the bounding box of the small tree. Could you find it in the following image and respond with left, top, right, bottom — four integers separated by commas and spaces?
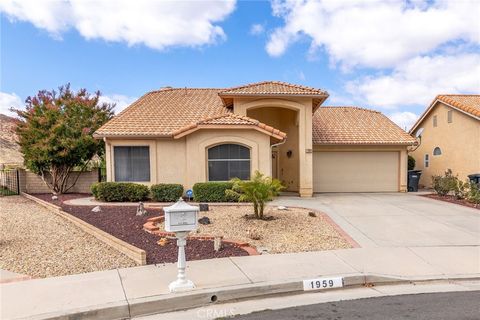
226, 171, 284, 219
408, 155, 416, 170
14, 84, 114, 194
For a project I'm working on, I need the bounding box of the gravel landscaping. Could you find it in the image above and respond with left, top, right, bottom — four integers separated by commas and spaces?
34, 194, 249, 264
0, 196, 136, 278
172, 205, 352, 254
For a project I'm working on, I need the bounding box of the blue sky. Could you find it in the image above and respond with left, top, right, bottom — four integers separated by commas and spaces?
1, 0, 479, 130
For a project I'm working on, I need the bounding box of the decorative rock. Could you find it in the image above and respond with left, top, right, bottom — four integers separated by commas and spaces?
257, 247, 270, 254
51, 195, 58, 201
199, 203, 209, 212
198, 216, 211, 225
157, 238, 168, 246
136, 202, 147, 216
213, 237, 222, 252
91, 206, 102, 213
277, 206, 288, 210
308, 211, 317, 217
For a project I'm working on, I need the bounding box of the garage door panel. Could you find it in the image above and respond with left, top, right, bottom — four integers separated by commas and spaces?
313, 152, 399, 192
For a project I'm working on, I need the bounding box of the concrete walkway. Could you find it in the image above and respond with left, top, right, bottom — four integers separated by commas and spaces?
2, 246, 479, 319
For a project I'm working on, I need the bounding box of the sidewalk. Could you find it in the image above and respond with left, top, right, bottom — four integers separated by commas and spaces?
2, 246, 479, 319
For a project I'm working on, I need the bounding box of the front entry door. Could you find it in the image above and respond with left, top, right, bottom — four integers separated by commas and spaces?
272, 150, 279, 179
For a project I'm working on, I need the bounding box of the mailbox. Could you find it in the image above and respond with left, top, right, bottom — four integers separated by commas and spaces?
164, 198, 199, 232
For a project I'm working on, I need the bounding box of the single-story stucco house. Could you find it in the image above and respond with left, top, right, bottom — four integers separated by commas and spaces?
409, 94, 480, 188
94, 81, 416, 197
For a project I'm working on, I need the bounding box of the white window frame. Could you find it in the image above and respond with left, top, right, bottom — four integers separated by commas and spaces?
207, 144, 251, 181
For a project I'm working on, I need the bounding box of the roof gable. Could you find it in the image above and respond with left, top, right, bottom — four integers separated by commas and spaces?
313, 107, 416, 145
219, 81, 328, 97
172, 113, 286, 140
409, 94, 480, 133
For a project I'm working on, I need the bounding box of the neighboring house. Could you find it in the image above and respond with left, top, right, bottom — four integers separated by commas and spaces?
94, 81, 416, 196
409, 95, 480, 188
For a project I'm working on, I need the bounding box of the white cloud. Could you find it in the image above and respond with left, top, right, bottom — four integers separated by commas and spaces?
388, 111, 419, 131
98, 94, 137, 114
250, 23, 265, 35
0, 0, 236, 50
346, 53, 480, 109
0, 92, 23, 117
267, 0, 479, 69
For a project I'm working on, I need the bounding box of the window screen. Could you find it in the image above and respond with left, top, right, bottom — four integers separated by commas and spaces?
114, 146, 150, 182
208, 144, 250, 181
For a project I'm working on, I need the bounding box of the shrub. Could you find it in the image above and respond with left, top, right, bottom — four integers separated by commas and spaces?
408, 155, 416, 170
90, 182, 99, 198
226, 171, 284, 219
93, 182, 149, 202
431, 169, 458, 196
467, 181, 480, 207
193, 182, 235, 202
150, 184, 183, 202
453, 180, 468, 200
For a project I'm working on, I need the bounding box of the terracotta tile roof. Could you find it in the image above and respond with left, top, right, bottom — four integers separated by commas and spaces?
94, 88, 228, 137
409, 94, 480, 133
436, 95, 480, 117
172, 113, 286, 139
313, 107, 417, 145
219, 81, 328, 97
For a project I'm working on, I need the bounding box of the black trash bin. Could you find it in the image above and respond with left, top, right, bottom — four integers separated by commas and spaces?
468, 174, 480, 187
408, 170, 422, 192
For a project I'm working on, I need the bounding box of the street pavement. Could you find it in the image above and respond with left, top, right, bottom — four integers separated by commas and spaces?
233, 291, 480, 320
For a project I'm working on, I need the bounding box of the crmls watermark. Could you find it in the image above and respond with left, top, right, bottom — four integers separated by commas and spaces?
196, 308, 236, 319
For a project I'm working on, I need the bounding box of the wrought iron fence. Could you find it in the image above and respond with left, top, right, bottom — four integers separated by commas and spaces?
0, 169, 20, 196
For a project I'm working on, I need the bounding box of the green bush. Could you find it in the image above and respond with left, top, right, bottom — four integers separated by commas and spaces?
93, 182, 149, 202
432, 170, 458, 196
150, 184, 184, 202
408, 155, 416, 170
90, 182, 99, 198
193, 182, 235, 202
467, 182, 480, 207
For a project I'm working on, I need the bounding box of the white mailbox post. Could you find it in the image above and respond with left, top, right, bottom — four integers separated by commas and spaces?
164, 198, 199, 292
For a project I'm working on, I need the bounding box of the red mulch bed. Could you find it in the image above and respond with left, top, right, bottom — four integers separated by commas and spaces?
33, 193, 249, 264
421, 194, 479, 210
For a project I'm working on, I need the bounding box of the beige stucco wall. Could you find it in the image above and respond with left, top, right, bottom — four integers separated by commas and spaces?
105, 129, 271, 190
234, 97, 314, 197
313, 145, 409, 192
410, 102, 480, 187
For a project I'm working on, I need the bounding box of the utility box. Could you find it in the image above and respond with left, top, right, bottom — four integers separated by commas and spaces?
164, 198, 199, 232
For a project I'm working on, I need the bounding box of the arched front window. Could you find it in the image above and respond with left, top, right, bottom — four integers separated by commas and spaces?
433, 147, 442, 156
208, 144, 250, 181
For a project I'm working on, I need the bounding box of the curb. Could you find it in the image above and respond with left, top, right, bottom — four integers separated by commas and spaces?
31, 274, 479, 320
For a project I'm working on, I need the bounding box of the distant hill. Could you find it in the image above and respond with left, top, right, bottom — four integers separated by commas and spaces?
0, 114, 23, 166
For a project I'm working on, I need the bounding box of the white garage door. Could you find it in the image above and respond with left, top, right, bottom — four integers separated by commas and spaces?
313, 151, 399, 192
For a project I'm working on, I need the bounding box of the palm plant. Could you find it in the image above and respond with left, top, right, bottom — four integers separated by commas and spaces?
226, 171, 284, 219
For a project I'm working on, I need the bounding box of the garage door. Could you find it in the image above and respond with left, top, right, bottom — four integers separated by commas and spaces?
313, 151, 399, 192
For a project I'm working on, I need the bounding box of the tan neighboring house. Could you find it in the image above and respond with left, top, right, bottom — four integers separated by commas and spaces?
409, 95, 480, 188
94, 81, 416, 196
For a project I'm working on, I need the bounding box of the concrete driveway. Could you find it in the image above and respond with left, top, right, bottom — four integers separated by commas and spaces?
272, 193, 480, 248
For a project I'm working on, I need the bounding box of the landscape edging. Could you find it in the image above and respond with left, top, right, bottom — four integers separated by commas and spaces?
143, 216, 259, 255
21, 192, 147, 265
